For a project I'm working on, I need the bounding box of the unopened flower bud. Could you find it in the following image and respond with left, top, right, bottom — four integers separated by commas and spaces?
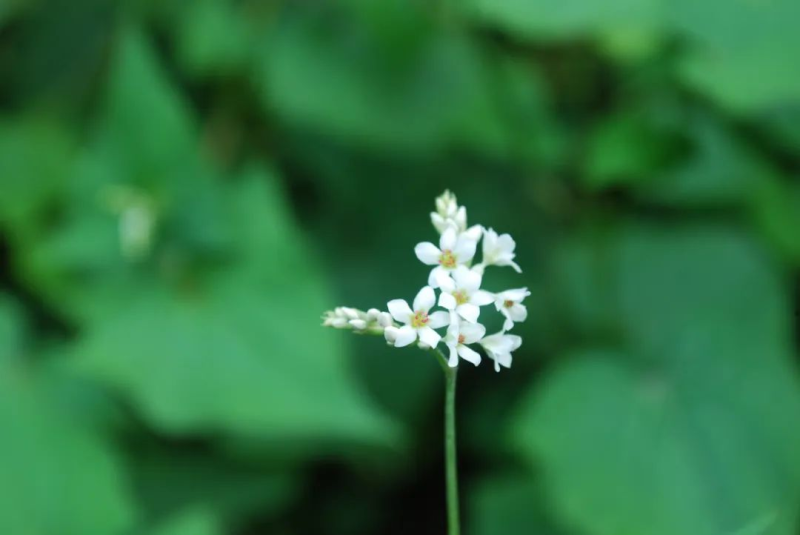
341, 307, 360, 320
378, 312, 393, 327
366, 308, 380, 322
349, 319, 367, 330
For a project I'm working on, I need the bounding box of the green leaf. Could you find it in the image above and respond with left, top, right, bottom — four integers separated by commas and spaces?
671, 0, 800, 112
638, 116, 771, 207
258, 13, 496, 154
519, 226, 800, 535
73, 168, 399, 449
0, 118, 73, 238
147, 507, 221, 535
471, 476, 566, 535
175, 0, 252, 77
0, 294, 25, 362
0, 364, 137, 535
101, 25, 196, 182
464, 0, 661, 42
582, 109, 682, 190
134, 448, 295, 525
751, 177, 800, 265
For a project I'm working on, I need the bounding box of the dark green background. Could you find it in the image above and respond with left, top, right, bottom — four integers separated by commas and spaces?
2, 1, 800, 534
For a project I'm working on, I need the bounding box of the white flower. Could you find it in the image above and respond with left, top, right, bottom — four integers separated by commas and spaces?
482, 228, 521, 273
387, 286, 450, 348
438, 266, 494, 323
415, 226, 479, 288
443, 320, 485, 367
480, 332, 522, 372
495, 288, 531, 330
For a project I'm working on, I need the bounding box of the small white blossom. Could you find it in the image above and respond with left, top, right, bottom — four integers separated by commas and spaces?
444, 319, 485, 367
415, 226, 479, 288
438, 266, 494, 323
387, 286, 450, 348
494, 288, 531, 331
481, 228, 521, 273
480, 332, 522, 372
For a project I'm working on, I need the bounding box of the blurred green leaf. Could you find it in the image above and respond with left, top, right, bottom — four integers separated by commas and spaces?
135, 448, 295, 525
638, 116, 771, 207
0, 118, 72, 237
0, 294, 25, 362
464, 0, 661, 42
73, 169, 399, 448
671, 0, 800, 112
751, 178, 800, 265
99, 24, 197, 186
0, 364, 137, 535
175, 0, 252, 77
583, 108, 682, 190
518, 226, 800, 535
471, 476, 566, 535
258, 13, 502, 154
147, 507, 221, 535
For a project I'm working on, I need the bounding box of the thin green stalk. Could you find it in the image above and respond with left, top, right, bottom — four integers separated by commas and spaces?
444, 364, 460, 535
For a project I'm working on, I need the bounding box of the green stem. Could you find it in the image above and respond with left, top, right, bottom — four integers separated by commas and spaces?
444, 364, 460, 535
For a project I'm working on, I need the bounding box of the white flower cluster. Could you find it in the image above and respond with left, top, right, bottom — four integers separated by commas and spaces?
323, 191, 529, 372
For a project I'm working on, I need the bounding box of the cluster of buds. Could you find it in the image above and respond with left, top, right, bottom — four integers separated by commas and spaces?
323, 191, 529, 372
322, 307, 393, 333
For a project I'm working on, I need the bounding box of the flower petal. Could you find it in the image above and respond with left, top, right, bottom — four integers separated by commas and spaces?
497, 233, 516, 254
500, 288, 530, 302
440, 226, 458, 251
428, 311, 451, 329
510, 304, 528, 323
455, 237, 477, 263
453, 266, 481, 292
415, 242, 441, 265
438, 291, 457, 310
493, 351, 512, 370
482, 228, 498, 254
460, 322, 486, 344
457, 345, 482, 366
413, 286, 436, 312
463, 224, 482, 242
471, 290, 495, 306
387, 299, 413, 323
418, 326, 442, 348
438, 272, 456, 292
394, 325, 418, 347
447, 343, 459, 367
429, 267, 452, 289
457, 303, 480, 323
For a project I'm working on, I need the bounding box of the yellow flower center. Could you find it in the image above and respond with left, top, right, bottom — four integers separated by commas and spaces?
504, 300, 514, 308
411, 311, 429, 328
454, 290, 469, 306
458, 334, 465, 345
439, 249, 457, 269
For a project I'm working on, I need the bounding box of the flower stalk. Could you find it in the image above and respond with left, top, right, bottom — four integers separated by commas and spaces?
322, 190, 529, 532
444, 361, 460, 535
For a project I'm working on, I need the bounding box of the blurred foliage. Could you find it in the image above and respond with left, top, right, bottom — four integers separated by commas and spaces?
1, 1, 799, 534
